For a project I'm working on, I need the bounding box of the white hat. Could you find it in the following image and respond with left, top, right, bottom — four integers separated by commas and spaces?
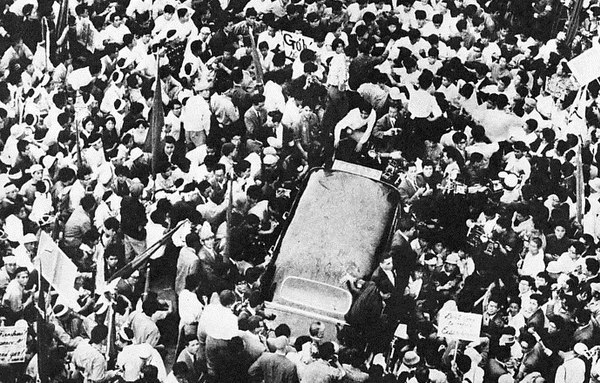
546, 261, 562, 274
97, 165, 113, 185
199, 221, 214, 240
53, 304, 69, 318
394, 323, 409, 339
402, 351, 420, 367
26, 164, 43, 174
3, 183, 17, 193
574, 343, 589, 355
263, 147, 277, 156
10, 124, 26, 139
42, 155, 57, 169
24, 113, 39, 127
499, 172, 519, 189
114, 99, 127, 114
129, 147, 144, 162
445, 253, 460, 265
389, 87, 402, 100
590, 178, 600, 193
263, 154, 279, 166
21, 233, 38, 244
111, 70, 125, 84
3, 255, 16, 264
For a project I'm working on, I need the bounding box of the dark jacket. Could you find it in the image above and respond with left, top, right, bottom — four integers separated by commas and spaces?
120, 196, 147, 241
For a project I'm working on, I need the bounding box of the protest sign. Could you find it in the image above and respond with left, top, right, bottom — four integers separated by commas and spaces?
281, 31, 315, 59
0, 326, 28, 363
568, 46, 600, 86
438, 311, 482, 341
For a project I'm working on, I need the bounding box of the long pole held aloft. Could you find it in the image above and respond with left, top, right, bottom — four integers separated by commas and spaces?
224, 176, 234, 263
566, 0, 585, 46
37, 262, 48, 383
108, 219, 190, 283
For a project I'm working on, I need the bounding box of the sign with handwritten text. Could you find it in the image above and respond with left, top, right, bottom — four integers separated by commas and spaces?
282, 31, 315, 59
438, 311, 482, 341
0, 326, 28, 363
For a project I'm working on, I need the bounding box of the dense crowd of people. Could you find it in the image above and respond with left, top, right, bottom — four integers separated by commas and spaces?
1, 0, 600, 380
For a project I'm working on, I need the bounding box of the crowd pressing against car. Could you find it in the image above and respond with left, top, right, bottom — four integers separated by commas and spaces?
3, 0, 600, 380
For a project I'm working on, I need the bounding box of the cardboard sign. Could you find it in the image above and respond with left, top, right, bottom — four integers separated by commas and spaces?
0, 326, 28, 363
567, 46, 600, 86
281, 31, 315, 59
438, 311, 482, 341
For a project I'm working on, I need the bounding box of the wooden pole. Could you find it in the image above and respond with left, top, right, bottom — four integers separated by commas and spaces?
108, 219, 190, 283
224, 175, 234, 263
37, 262, 48, 383
74, 98, 82, 169
248, 26, 264, 87
576, 140, 584, 225
105, 298, 116, 367
144, 263, 151, 301
566, 0, 585, 46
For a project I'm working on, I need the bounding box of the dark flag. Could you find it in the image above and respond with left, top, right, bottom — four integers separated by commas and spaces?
144, 59, 164, 176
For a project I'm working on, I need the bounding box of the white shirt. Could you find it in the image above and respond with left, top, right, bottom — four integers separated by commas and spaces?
327, 53, 348, 87
116, 343, 166, 382
520, 251, 546, 277
407, 88, 442, 119
333, 108, 377, 146
178, 289, 204, 326
182, 94, 211, 133
201, 304, 238, 340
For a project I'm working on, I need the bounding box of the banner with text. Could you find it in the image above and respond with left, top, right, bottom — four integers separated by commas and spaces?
438, 311, 482, 341
282, 31, 315, 60
0, 326, 27, 363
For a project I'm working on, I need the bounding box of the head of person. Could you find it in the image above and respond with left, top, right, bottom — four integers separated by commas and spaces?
90, 324, 109, 345
379, 252, 394, 272
184, 334, 200, 354
164, 136, 176, 156
518, 276, 533, 294
15, 267, 29, 286
172, 362, 189, 382
219, 289, 236, 308
309, 321, 326, 344
528, 237, 542, 256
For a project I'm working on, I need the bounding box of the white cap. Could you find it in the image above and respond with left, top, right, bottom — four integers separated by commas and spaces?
200, 221, 214, 240
21, 233, 38, 244
129, 147, 144, 162
263, 154, 279, 166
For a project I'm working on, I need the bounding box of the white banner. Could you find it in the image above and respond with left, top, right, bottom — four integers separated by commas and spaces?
281, 31, 315, 59
568, 47, 600, 86
438, 311, 482, 341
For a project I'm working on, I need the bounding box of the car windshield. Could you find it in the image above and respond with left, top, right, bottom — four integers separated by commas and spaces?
280, 276, 352, 315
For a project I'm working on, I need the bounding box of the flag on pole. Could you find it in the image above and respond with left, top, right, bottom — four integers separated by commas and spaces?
36, 232, 81, 310
568, 85, 588, 226
144, 58, 164, 176
37, 261, 48, 383
248, 27, 264, 86
54, 0, 69, 58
